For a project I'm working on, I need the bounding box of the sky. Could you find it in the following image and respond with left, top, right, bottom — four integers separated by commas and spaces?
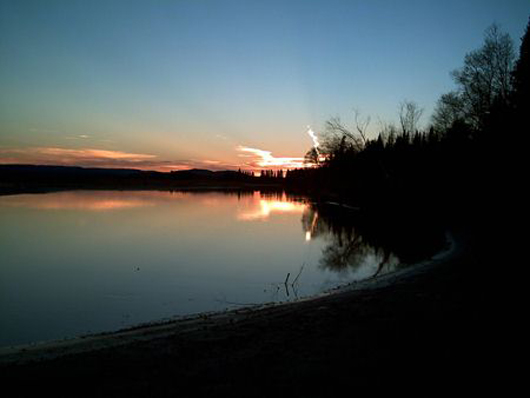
0, 0, 528, 172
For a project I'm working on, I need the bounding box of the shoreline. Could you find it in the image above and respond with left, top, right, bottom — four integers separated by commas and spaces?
0, 182, 287, 197
2, 226, 498, 396
0, 231, 460, 366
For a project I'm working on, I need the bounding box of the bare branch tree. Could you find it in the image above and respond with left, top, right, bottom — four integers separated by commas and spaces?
353, 108, 371, 146
431, 91, 466, 132
323, 116, 364, 153
324, 117, 355, 140
450, 23, 515, 128
321, 107, 373, 157
398, 100, 423, 135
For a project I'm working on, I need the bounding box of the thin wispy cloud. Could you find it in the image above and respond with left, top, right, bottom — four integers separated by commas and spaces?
0, 147, 157, 168
0, 145, 307, 172
0, 147, 238, 172
35, 147, 156, 161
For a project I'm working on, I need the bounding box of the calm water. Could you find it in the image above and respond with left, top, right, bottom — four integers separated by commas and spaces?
0, 190, 401, 347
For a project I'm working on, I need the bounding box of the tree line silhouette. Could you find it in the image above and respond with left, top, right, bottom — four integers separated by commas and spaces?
287, 19, 529, 231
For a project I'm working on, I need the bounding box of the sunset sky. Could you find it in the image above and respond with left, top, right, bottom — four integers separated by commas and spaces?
0, 0, 527, 172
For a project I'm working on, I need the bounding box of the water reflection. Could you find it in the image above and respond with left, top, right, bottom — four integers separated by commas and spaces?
303, 202, 446, 278
0, 191, 170, 211
0, 190, 444, 272
0, 189, 447, 347
236, 191, 441, 280
300, 205, 395, 279
0, 190, 444, 273
238, 192, 307, 221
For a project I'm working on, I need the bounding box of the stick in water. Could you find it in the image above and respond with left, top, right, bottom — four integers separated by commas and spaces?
291, 263, 305, 287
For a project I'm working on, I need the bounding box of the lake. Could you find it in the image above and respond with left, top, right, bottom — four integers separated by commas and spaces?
0, 189, 404, 347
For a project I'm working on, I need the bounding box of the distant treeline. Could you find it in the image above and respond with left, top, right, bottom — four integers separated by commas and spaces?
0, 165, 284, 194
286, 20, 529, 229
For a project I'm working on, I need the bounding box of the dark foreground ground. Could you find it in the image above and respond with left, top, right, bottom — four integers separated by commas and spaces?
1, 230, 514, 397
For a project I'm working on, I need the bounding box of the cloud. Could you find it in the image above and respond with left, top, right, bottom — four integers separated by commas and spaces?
0, 146, 238, 172
0, 145, 307, 172
35, 147, 157, 161
0, 147, 156, 168
306, 126, 320, 152
236, 145, 306, 170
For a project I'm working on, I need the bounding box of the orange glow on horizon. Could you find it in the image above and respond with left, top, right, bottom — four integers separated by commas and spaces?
0, 143, 317, 173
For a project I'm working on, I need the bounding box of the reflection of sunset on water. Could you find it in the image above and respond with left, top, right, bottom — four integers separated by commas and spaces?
304, 211, 319, 241
238, 199, 307, 221
0, 192, 155, 211
0, 189, 413, 348
44, 199, 154, 211
0, 190, 209, 211
237, 192, 318, 242
0, 190, 319, 240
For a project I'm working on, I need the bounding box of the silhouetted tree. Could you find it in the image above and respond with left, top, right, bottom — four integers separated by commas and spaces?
450, 24, 515, 128
353, 108, 370, 146
377, 120, 398, 147
321, 109, 371, 156
304, 147, 320, 166
431, 91, 466, 132
512, 17, 530, 115
398, 100, 423, 135
285, 18, 528, 237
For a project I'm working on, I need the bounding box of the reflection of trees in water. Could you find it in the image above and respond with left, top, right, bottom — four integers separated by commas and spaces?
233, 189, 307, 204
321, 232, 376, 273
303, 206, 393, 276
303, 203, 445, 277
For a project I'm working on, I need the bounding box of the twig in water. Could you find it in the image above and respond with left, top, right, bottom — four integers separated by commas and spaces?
291, 263, 305, 287
284, 273, 291, 297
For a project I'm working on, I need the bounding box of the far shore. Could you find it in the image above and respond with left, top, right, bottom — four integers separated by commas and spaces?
0, 164, 290, 197
0, 181, 286, 197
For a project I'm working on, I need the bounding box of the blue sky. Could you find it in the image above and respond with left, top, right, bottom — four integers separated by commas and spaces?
0, 0, 528, 171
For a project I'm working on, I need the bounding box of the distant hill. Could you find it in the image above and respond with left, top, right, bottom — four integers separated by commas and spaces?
0, 164, 144, 178
0, 164, 281, 194
0, 164, 239, 179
